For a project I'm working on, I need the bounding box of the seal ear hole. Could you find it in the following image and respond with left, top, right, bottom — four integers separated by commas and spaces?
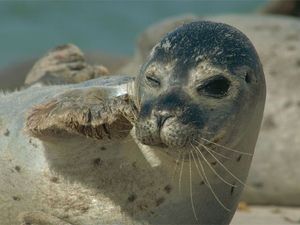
245, 73, 252, 83
198, 75, 231, 98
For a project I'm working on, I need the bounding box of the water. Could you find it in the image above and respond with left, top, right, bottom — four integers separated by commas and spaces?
0, 1, 267, 68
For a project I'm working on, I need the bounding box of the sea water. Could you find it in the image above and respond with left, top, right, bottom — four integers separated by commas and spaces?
0, 1, 267, 68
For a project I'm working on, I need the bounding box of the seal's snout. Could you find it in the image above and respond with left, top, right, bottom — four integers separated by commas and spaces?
135, 87, 207, 148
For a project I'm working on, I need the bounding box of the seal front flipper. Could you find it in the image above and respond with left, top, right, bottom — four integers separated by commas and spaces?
25, 84, 137, 142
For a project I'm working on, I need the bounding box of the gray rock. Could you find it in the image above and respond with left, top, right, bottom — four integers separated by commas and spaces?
121, 14, 300, 205
259, 0, 300, 17
24, 44, 110, 86
0, 49, 129, 90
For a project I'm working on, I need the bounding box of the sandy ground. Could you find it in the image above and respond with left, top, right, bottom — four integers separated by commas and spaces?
232, 205, 300, 225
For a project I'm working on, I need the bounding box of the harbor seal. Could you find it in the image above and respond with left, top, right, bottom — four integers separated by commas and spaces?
0, 21, 265, 225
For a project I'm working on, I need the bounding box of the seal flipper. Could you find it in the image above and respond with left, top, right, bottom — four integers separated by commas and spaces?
25, 87, 137, 142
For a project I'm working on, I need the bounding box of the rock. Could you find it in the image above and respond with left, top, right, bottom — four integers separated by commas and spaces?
120, 14, 300, 205
232, 205, 300, 225
0, 48, 129, 90
260, 0, 300, 17
24, 44, 110, 86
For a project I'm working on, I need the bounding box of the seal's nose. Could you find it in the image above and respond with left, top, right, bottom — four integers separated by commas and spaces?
154, 111, 173, 129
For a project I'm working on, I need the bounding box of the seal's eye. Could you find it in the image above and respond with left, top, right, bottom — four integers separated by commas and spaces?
198, 75, 231, 98
145, 74, 161, 88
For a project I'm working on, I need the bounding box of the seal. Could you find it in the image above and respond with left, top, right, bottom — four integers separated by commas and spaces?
133, 21, 266, 224
0, 21, 265, 225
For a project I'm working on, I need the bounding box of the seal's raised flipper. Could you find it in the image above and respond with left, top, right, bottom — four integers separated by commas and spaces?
19, 211, 72, 225
25, 86, 137, 142
25, 44, 109, 86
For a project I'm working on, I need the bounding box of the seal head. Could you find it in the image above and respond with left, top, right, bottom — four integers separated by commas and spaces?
135, 21, 265, 156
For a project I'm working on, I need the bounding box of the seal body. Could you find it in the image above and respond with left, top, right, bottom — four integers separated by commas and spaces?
134, 21, 266, 224
0, 21, 265, 225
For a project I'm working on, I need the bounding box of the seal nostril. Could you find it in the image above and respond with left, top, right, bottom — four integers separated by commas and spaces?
154, 112, 173, 129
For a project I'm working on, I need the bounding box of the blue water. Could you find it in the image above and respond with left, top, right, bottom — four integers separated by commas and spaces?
0, 1, 267, 68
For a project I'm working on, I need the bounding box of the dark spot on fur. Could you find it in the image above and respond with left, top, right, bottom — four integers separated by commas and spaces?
230, 185, 235, 195
93, 158, 103, 167
237, 155, 242, 162
100, 146, 106, 151
12, 196, 21, 201
138, 203, 148, 211
262, 115, 276, 130
50, 177, 59, 183
287, 45, 296, 51
200, 181, 205, 186
156, 197, 165, 207
285, 33, 299, 41
164, 184, 172, 194
252, 182, 264, 188
15, 166, 21, 172
128, 193, 136, 202
4, 129, 10, 136
29, 138, 38, 148
283, 101, 293, 108
211, 161, 217, 166
132, 161, 137, 168
296, 59, 300, 67
269, 70, 277, 76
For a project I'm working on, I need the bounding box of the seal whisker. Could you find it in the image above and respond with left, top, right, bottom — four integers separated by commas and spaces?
191, 144, 231, 211
200, 143, 247, 187
189, 152, 199, 221
178, 154, 185, 194
192, 143, 237, 188
172, 150, 182, 182
190, 149, 204, 181
200, 137, 253, 156
193, 140, 232, 160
